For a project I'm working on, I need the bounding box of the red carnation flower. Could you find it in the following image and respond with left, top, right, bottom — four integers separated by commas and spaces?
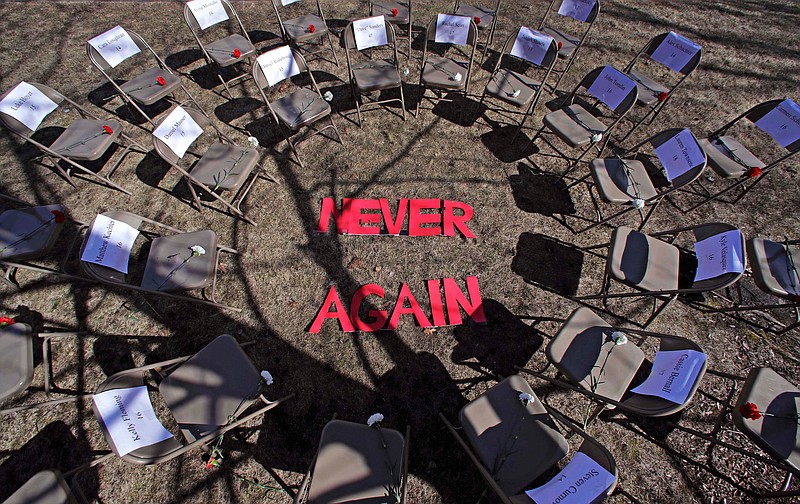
102, 125, 113, 135
308, 24, 315, 33
474, 16, 481, 25
233, 48, 241, 58
746, 166, 762, 178
156, 76, 166, 86
0, 317, 15, 327
391, 7, 398, 16
557, 41, 563, 50
658, 91, 668, 101
740, 402, 762, 420
50, 209, 66, 223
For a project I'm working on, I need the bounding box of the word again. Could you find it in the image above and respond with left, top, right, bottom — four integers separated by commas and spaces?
308, 276, 486, 333
316, 198, 476, 237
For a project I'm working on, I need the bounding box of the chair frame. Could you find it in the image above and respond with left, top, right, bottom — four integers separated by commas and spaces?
271, 0, 340, 67
537, 0, 600, 91
370, 0, 413, 59
452, 0, 502, 64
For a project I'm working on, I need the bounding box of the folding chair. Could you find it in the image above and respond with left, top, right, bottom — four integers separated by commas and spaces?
452, 0, 502, 64
152, 106, 277, 224
475, 26, 559, 140
417, 14, 478, 118
619, 32, 702, 141
293, 419, 410, 503
440, 375, 618, 504
184, 0, 256, 98
370, 0, 413, 59
538, 0, 600, 90
4, 470, 80, 504
685, 98, 800, 212
344, 18, 407, 127
252, 46, 343, 168
530, 65, 638, 178
563, 127, 707, 233
0, 81, 143, 195
270, 0, 339, 67
575, 222, 746, 327
86, 27, 201, 126
78, 211, 241, 311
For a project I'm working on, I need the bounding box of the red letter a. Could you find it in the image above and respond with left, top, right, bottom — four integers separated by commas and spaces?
309, 286, 355, 333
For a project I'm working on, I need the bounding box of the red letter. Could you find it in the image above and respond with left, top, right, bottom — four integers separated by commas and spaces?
348, 199, 381, 235
443, 276, 486, 325
407, 199, 442, 236
443, 200, 476, 238
380, 198, 408, 235
316, 198, 351, 234
387, 282, 433, 330
309, 286, 355, 333
426, 278, 446, 326
350, 284, 388, 332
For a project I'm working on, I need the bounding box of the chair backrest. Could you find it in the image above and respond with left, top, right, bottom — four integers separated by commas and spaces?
453, 0, 502, 15
495, 26, 559, 71
640, 32, 702, 76
646, 127, 707, 188
0, 81, 64, 137
185, 0, 250, 48
424, 14, 478, 46
252, 45, 311, 91
690, 222, 746, 291
151, 106, 211, 165
744, 99, 800, 154
344, 16, 399, 52
574, 65, 639, 116
86, 28, 151, 74
79, 211, 146, 286
540, 0, 600, 28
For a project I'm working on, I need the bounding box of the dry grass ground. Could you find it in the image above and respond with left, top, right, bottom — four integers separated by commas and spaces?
0, 0, 799, 502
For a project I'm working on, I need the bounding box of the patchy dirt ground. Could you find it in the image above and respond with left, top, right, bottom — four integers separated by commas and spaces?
0, 0, 799, 503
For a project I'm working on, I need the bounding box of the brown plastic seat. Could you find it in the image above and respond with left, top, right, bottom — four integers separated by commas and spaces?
538, 0, 601, 90
452, 0, 501, 63
371, 1, 413, 58
271, 0, 339, 68
3, 470, 78, 504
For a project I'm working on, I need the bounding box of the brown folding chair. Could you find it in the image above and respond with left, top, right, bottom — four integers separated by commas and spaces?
452, 0, 502, 64
538, 0, 600, 90
3, 470, 80, 504
370, 0, 413, 59
270, 0, 339, 67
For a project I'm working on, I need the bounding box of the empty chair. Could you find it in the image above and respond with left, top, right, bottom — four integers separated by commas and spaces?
252, 46, 343, 168
344, 17, 407, 127
86, 26, 201, 126
184, 0, 256, 98
271, 0, 339, 67
152, 105, 277, 224
370, 0, 413, 59
538, 0, 600, 90
0, 81, 143, 195
452, 0, 501, 63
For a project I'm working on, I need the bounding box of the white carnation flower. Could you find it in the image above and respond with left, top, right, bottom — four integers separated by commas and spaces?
591, 133, 603, 143
511, 89, 521, 98
519, 392, 535, 405
260, 370, 274, 385
631, 198, 645, 209
190, 245, 206, 257
247, 136, 259, 147
323, 90, 334, 102
367, 412, 384, 427
452, 72, 463, 82
611, 331, 628, 345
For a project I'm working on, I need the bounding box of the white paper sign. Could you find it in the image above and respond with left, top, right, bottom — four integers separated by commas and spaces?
510, 27, 554, 66
88, 26, 141, 69
525, 452, 616, 504
152, 106, 204, 159
650, 32, 701, 73
755, 99, 800, 149
631, 350, 706, 404
353, 16, 388, 50
653, 128, 706, 181
586, 66, 636, 111
93, 386, 174, 457
257, 45, 300, 86
81, 214, 139, 274
557, 0, 597, 22
281, 0, 301, 5
187, 0, 229, 30
0, 81, 59, 131
435, 14, 471, 46
694, 230, 745, 281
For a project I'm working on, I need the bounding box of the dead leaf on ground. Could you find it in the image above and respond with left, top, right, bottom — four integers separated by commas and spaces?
348, 257, 365, 269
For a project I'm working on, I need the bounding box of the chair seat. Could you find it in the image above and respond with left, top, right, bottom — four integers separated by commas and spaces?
4, 470, 77, 504
353, 60, 402, 92
608, 226, 680, 291
699, 135, 765, 178
0, 205, 65, 261
590, 158, 658, 204
120, 67, 182, 106
307, 420, 406, 504
747, 238, 800, 301
284, 14, 328, 43
49, 119, 121, 161
141, 230, 217, 292
627, 69, 669, 106
272, 88, 332, 131
190, 143, 259, 191
540, 27, 579, 59
421, 55, 469, 90
372, 1, 410, 24
0, 323, 34, 404
454, 4, 495, 30
206, 34, 255, 66
543, 104, 607, 148
485, 68, 541, 108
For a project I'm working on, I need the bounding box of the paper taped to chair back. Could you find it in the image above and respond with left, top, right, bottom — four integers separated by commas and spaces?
281, 0, 301, 5
587, 66, 636, 111
694, 229, 745, 281
354, 16, 388, 50
88, 25, 141, 69
93, 385, 174, 457
187, 0, 229, 30
0, 81, 58, 131
754, 99, 800, 149
511, 27, 554, 66
81, 214, 139, 274
435, 14, 471, 46
654, 128, 705, 182
650, 32, 701, 73
153, 106, 204, 159
630, 349, 706, 404
524, 452, 615, 504
258, 45, 300, 86
558, 0, 597, 22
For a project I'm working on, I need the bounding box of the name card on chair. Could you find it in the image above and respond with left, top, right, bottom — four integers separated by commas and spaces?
93, 386, 174, 457
511, 27, 554, 66
694, 229, 745, 282
631, 350, 706, 404
650, 32, 701, 73
257, 45, 300, 86
653, 128, 706, 182
152, 106, 204, 159
187, 0, 229, 30
586, 66, 636, 111
281, 0, 301, 5
435, 14, 471, 46
81, 214, 140, 274
353, 16, 388, 50
524, 452, 616, 504
755, 99, 800, 149
0, 81, 59, 131
88, 25, 141, 69
557, 0, 597, 22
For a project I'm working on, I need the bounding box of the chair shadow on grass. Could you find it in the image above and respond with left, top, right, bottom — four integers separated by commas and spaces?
512, 232, 583, 297
509, 162, 576, 217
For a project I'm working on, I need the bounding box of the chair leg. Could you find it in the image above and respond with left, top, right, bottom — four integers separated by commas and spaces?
326, 32, 340, 67
415, 86, 425, 118
643, 294, 676, 328
399, 83, 407, 121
